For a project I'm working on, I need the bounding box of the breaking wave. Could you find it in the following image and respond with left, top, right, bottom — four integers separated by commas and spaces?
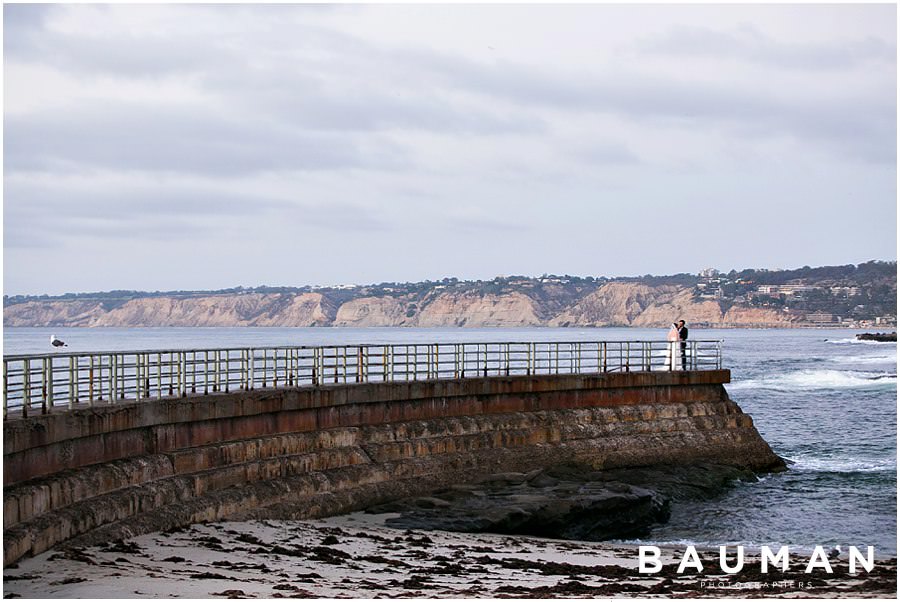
787, 455, 897, 474
826, 338, 896, 346
831, 353, 897, 365
729, 369, 896, 391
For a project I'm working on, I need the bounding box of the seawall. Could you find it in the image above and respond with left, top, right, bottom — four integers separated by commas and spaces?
3, 370, 784, 567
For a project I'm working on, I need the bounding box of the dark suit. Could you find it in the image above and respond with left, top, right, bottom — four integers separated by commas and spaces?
678, 326, 688, 370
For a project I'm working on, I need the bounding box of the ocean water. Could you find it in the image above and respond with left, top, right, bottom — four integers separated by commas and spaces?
3, 327, 896, 556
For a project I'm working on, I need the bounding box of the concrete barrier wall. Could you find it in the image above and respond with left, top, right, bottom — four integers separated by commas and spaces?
3, 370, 783, 566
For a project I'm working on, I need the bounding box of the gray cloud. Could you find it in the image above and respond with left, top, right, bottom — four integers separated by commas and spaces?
406, 49, 896, 164
3, 4, 895, 295
3, 179, 390, 250
5, 106, 406, 175
569, 143, 641, 166
634, 24, 896, 70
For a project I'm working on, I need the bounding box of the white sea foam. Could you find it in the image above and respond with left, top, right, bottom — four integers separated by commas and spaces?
788, 455, 897, 474
826, 338, 896, 346
729, 369, 896, 391
831, 353, 897, 365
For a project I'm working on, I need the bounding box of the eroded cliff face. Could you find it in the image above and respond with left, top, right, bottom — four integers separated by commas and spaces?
3, 300, 108, 327
550, 283, 681, 326
414, 292, 542, 327
5, 293, 337, 327
4, 284, 795, 328
334, 297, 412, 327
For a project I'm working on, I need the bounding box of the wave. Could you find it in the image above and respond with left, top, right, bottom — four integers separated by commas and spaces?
787, 455, 897, 474
831, 354, 897, 365
729, 369, 896, 391
826, 338, 896, 346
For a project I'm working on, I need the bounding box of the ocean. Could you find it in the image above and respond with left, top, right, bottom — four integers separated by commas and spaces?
3, 326, 896, 556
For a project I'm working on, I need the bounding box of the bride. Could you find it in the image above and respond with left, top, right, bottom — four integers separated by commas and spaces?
664, 322, 682, 371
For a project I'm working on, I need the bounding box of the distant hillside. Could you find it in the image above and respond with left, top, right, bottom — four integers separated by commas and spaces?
4, 261, 896, 328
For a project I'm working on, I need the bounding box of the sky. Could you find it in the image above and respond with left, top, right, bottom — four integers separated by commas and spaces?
3, 3, 897, 296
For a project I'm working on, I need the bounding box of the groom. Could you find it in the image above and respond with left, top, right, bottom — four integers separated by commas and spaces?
677, 320, 688, 370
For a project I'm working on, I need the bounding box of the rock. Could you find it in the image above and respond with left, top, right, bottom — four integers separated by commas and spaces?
526, 473, 559, 488
411, 497, 451, 509
476, 472, 529, 486
377, 462, 763, 542
856, 332, 896, 342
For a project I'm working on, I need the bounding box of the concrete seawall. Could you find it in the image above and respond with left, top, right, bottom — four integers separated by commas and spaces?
3, 370, 783, 566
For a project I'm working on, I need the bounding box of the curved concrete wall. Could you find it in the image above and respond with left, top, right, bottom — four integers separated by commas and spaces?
3, 370, 782, 566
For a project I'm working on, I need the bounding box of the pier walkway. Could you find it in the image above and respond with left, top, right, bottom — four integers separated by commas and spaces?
3, 340, 722, 419
2, 338, 787, 569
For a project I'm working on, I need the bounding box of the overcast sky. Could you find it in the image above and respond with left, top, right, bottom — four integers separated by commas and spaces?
4, 3, 897, 296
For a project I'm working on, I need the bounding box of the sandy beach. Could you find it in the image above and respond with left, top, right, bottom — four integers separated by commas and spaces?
4, 513, 896, 599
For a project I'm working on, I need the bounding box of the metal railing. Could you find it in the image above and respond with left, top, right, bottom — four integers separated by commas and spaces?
2, 340, 721, 420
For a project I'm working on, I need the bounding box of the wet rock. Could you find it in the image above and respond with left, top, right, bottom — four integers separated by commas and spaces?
372, 462, 762, 542
856, 332, 896, 342
211, 589, 248, 598
411, 496, 451, 509
50, 577, 88, 585
190, 571, 229, 580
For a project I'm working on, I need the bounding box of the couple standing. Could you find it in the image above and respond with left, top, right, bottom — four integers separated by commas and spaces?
665, 319, 688, 370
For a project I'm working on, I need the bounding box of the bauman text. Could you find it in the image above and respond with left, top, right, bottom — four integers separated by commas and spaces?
638, 545, 875, 574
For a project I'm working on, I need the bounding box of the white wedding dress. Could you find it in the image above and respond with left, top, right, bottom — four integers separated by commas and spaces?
664, 325, 682, 371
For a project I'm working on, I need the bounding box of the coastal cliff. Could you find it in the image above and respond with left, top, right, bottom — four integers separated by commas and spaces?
4, 283, 795, 328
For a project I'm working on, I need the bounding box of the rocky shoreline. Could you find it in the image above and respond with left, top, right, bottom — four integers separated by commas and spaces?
6, 462, 895, 599
368, 463, 762, 542
4, 513, 895, 599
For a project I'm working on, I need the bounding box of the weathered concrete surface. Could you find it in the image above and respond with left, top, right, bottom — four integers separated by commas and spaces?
3, 370, 784, 567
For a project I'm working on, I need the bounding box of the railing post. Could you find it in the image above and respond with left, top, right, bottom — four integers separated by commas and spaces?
48, 356, 55, 410
505, 343, 510, 376
179, 351, 187, 397
225, 349, 230, 391
110, 353, 126, 403
144, 353, 150, 399
2, 359, 8, 420
23, 360, 30, 418
335, 347, 340, 384
460, 344, 465, 378
89, 355, 95, 405
108, 354, 115, 402
249, 349, 255, 390
135, 354, 140, 400
68, 356, 75, 406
